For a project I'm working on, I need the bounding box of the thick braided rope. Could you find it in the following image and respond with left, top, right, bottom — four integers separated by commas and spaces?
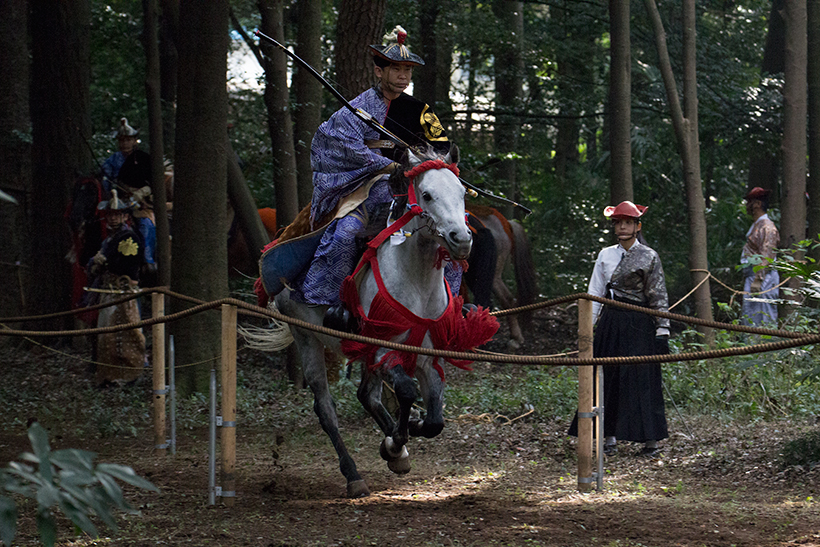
1, 288, 815, 367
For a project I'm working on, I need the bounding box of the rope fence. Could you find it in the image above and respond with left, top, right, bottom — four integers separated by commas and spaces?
2, 280, 817, 501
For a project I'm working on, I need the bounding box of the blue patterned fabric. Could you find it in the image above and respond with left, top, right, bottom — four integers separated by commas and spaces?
294, 180, 392, 305
310, 87, 394, 225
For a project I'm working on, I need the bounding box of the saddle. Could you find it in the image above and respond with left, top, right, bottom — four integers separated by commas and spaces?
255, 172, 387, 308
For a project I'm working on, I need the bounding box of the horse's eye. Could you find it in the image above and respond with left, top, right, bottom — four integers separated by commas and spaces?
422, 191, 432, 201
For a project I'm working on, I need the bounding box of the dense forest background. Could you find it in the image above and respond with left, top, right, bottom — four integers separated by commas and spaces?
1, 0, 816, 394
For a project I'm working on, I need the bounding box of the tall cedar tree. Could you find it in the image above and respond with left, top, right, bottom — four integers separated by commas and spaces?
336, 0, 386, 98
172, 0, 229, 395
644, 0, 715, 340
259, 0, 298, 227
609, 0, 632, 204
492, 0, 524, 219
293, 0, 323, 209
29, 0, 93, 326
0, 0, 31, 317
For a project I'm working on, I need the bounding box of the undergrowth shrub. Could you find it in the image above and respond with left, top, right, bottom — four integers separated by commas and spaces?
781, 428, 820, 469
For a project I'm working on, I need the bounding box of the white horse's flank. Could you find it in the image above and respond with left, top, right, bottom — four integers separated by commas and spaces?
248, 147, 471, 497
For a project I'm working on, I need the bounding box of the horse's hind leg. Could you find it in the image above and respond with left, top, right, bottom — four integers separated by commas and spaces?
493, 275, 524, 347
293, 328, 369, 497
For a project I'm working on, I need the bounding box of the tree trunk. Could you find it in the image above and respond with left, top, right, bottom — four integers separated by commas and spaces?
335, 0, 385, 98
228, 141, 270, 263
143, 0, 171, 288
259, 0, 299, 228
160, 0, 179, 160
808, 0, 820, 253
780, 0, 808, 251
644, 0, 715, 342
749, 0, 786, 196
609, 0, 632, 204
293, 0, 322, 209
29, 0, 92, 326
0, 0, 31, 319
780, 0, 808, 308
492, 0, 524, 219
172, 0, 229, 396
416, 0, 441, 110
554, 1, 581, 181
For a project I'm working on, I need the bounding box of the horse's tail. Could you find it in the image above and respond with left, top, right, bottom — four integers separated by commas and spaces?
237, 302, 294, 352
510, 220, 538, 328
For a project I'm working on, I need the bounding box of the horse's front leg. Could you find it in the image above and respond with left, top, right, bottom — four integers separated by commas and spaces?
377, 361, 417, 474
357, 362, 396, 436
408, 356, 445, 439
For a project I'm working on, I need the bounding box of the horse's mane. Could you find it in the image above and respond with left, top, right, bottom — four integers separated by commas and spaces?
387, 146, 449, 217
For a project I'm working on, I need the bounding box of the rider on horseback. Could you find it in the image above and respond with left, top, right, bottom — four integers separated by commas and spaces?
297, 25, 461, 326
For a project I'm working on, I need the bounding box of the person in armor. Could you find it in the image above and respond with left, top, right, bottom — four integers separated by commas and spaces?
299, 25, 460, 324
570, 201, 670, 457
740, 187, 780, 326
100, 117, 156, 269
86, 191, 146, 386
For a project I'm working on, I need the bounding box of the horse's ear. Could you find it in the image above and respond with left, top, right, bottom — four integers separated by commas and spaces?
447, 143, 459, 165
407, 148, 423, 168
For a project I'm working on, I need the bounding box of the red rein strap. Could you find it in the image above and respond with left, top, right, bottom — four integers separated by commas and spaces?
403, 159, 459, 182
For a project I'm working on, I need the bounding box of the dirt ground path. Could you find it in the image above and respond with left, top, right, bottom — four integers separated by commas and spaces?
3, 414, 819, 546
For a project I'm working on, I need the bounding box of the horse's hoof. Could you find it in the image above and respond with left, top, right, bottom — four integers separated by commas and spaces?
387, 454, 411, 474
380, 437, 408, 461
507, 338, 522, 351
347, 479, 370, 498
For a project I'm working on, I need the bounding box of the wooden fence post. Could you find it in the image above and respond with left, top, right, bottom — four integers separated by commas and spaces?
152, 292, 166, 456
221, 304, 237, 505
577, 297, 594, 492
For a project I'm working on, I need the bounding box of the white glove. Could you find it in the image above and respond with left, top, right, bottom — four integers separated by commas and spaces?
132, 186, 152, 202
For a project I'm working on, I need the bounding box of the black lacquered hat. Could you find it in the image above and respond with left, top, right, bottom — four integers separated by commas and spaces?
369, 25, 425, 66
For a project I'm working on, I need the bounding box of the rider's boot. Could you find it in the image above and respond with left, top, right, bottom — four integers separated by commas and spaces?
323, 304, 359, 334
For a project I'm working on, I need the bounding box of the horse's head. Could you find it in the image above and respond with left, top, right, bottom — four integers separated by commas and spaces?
393, 145, 472, 261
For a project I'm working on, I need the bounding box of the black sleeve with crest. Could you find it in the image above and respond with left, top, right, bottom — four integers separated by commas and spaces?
381, 93, 450, 161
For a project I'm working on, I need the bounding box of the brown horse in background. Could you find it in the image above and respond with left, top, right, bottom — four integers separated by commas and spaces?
464, 205, 538, 348
228, 207, 278, 278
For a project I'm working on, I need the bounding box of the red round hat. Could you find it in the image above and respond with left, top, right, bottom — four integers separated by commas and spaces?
603, 201, 647, 219
745, 187, 771, 200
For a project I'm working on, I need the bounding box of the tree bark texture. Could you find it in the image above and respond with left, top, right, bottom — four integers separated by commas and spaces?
293, 0, 323, 209
492, 0, 524, 219
780, 0, 808, 252
0, 0, 31, 318
143, 0, 172, 288
644, 0, 715, 340
259, 0, 299, 228
29, 0, 92, 324
335, 0, 386, 98
749, 0, 786, 196
808, 0, 820, 251
160, 0, 179, 160
609, 0, 632, 204
172, 0, 229, 395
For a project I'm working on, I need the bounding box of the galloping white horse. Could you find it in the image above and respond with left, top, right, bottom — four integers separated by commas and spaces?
247, 146, 498, 497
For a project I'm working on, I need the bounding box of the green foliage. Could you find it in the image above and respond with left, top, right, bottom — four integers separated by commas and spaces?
781, 428, 820, 469
0, 423, 157, 547
664, 329, 820, 421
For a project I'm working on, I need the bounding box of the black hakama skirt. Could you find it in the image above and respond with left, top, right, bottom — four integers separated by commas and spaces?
569, 304, 668, 442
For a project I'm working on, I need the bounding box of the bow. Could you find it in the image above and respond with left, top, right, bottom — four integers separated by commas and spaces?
255, 30, 532, 216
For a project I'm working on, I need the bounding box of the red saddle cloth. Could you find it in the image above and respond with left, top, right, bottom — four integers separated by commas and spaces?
340, 245, 498, 381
